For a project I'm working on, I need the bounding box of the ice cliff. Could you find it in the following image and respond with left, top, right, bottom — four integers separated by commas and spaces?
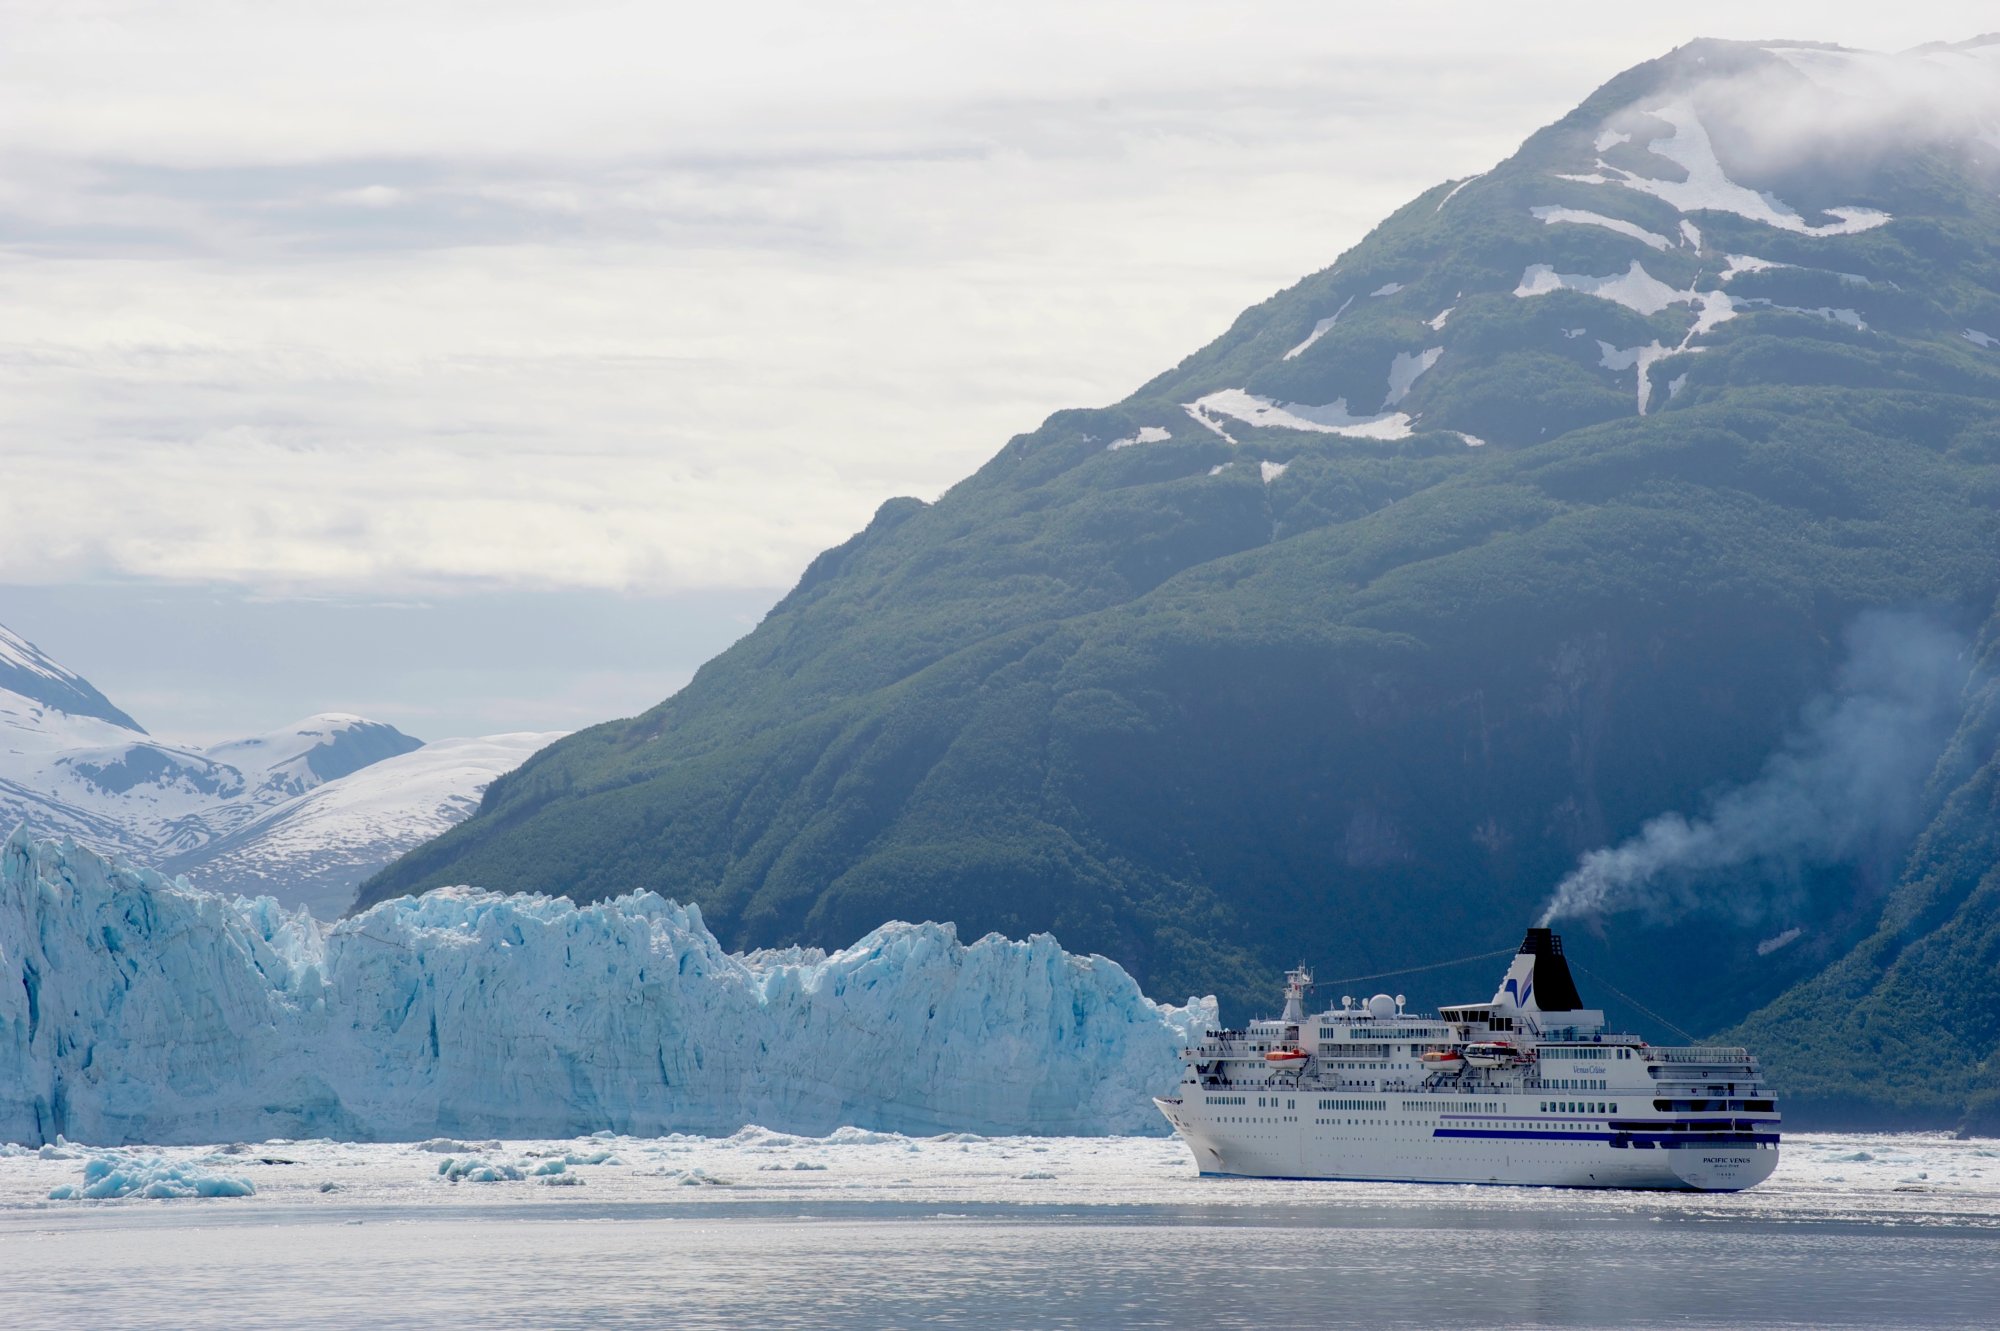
0, 830, 1213, 1146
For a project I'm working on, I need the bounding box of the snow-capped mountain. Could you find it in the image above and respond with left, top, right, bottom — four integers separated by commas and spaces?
161, 732, 563, 918
0, 621, 559, 916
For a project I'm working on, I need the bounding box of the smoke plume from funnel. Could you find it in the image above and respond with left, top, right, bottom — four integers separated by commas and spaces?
1538, 610, 1971, 928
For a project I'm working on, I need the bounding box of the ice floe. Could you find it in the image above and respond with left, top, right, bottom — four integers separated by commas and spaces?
45, 1151, 256, 1200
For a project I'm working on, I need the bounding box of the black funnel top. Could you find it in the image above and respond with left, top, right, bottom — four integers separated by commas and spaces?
1519, 928, 1585, 1012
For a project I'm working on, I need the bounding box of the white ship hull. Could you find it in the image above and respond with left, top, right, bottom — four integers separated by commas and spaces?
1160, 930, 1782, 1193
1157, 1094, 1777, 1192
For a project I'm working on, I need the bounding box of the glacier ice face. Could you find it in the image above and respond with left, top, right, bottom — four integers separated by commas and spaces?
0, 831, 1213, 1146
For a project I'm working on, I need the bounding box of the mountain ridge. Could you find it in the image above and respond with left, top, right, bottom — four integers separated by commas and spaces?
361, 38, 2000, 1126
0, 619, 560, 916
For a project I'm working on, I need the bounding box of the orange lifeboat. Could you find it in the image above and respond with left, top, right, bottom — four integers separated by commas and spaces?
1264, 1046, 1309, 1065
1420, 1049, 1465, 1070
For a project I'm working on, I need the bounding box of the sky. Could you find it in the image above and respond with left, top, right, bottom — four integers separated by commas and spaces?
3, 1, 1993, 742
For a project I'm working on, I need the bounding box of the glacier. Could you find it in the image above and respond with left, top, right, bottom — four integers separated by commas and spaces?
0, 830, 1213, 1146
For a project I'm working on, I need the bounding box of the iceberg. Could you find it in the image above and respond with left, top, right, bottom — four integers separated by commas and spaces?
0, 830, 1213, 1146
46, 1151, 256, 1200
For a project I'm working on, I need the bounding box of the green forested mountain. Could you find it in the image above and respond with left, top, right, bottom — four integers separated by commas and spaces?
362, 38, 2000, 1128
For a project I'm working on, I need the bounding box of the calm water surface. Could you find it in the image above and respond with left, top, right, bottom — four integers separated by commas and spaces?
5, 1196, 1996, 1329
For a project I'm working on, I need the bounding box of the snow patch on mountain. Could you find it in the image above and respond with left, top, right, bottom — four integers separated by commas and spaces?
1596, 341, 1676, 415
1585, 101, 1892, 237
1965, 329, 1998, 349
1722, 254, 1787, 281
1737, 300, 1866, 331
1383, 347, 1444, 408
1283, 296, 1353, 360
1185, 389, 1412, 441
1105, 426, 1172, 451
0, 622, 554, 916
166, 733, 564, 918
1433, 176, 1479, 213
1514, 261, 1685, 316
0, 832, 1214, 1145
0, 626, 143, 734
1258, 460, 1288, 484
1530, 205, 1672, 251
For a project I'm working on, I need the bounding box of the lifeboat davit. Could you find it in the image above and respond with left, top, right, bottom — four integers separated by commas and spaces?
1463, 1042, 1518, 1069
1264, 1047, 1309, 1065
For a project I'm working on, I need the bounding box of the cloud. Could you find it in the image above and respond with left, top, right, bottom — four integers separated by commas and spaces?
4, 4, 1997, 594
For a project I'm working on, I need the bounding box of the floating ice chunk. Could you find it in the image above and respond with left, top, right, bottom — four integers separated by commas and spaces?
1515, 261, 1683, 315
1756, 926, 1803, 956
438, 1157, 526, 1183
1384, 347, 1444, 407
1965, 329, 1998, 349
1185, 389, 1412, 440
1259, 460, 1288, 484
48, 1153, 256, 1200
1611, 102, 1893, 236
1371, 282, 1404, 297
1427, 307, 1454, 330
1283, 295, 1354, 360
1530, 205, 1672, 251
1105, 426, 1172, 451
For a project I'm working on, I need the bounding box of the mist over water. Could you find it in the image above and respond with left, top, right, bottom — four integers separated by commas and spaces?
1539, 610, 1973, 927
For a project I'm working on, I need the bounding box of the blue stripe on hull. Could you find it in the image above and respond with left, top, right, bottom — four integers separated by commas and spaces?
1192, 1170, 1748, 1192
1432, 1129, 1780, 1147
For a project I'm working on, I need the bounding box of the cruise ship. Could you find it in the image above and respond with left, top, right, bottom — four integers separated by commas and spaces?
1155, 928, 1779, 1191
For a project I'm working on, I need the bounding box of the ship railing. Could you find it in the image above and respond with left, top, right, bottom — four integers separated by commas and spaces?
1645, 1046, 1751, 1064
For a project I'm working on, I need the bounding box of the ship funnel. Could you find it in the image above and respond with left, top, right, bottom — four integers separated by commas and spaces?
1491, 927, 1585, 1014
